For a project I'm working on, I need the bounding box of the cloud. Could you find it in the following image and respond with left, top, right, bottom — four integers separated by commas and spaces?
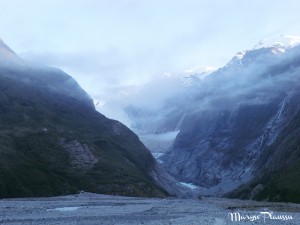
121, 44, 300, 133
2, 0, 300, 126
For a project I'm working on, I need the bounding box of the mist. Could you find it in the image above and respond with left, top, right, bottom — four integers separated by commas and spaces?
122, 43, 300, 137
2, 0, 300, 130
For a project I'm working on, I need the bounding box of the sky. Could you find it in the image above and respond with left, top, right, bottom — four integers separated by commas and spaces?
1, 0, 300, 123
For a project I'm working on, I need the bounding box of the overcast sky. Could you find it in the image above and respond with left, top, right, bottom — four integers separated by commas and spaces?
1, 0, 300, 121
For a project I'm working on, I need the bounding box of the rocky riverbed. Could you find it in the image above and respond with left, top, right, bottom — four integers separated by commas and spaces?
0, 192, 299, 225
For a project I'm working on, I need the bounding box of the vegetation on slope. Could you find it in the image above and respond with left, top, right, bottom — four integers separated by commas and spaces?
0, 66, 166, 198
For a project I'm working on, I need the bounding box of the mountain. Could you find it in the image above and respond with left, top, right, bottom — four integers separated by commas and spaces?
123, 66, 216, 154
0, 39, 167, 198
159, 35, 300, 202
253, 34, 300, 51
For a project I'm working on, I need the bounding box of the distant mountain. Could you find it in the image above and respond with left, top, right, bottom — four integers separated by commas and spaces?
0, 39, 167, 198
158, 35, 300, 202
253, 34, 300, 50
123, 66, 216, 154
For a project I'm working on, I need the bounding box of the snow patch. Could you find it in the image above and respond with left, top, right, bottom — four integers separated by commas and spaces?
235, 51, 247, 60
162, 66, 217, 86
183, 66, 217, 75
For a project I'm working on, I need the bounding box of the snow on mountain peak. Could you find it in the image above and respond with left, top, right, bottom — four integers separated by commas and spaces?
162, 66, 217, 87
253, 34, 300, 51
162, 66, 216, 79
182, 66, 216, 86
234, 51, 247, 60
183, 66, 217, 75
227, 35, 300, 67
226, 50, 248, 68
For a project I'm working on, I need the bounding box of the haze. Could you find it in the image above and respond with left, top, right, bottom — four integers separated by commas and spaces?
1, 0, 300, 124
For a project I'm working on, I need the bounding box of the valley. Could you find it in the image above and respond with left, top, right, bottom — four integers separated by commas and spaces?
124, 36, 300, 202
1, 1, 300, 224
1, 192, 300, 225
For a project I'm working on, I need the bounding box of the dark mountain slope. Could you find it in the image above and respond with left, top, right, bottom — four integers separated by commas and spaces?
230, 106, 300, 202
0, 45, 166, 198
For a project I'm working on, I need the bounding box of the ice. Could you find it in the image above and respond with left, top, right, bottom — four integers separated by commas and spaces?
179, 182, 199, 189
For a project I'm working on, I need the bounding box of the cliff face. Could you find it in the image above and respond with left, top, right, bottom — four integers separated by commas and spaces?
161, 44, 300, 201
0, 42, 166, 198
230, 103, 300, 202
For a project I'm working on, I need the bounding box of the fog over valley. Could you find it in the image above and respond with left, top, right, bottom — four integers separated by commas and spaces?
1, 1, 300, 224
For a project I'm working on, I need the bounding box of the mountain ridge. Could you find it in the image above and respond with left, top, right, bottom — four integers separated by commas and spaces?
156, 38, 300, 202
0, 39, 168, 198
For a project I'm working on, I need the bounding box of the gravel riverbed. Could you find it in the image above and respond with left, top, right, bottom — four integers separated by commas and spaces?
0, 192, 299, 225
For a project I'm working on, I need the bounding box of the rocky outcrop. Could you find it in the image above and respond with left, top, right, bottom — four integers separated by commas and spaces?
59, 139, 99, 169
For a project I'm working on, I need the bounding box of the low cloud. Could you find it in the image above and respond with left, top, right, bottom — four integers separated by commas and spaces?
121, 45, 300, 132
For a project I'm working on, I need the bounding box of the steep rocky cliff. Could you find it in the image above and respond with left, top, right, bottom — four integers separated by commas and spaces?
0, 39, 166, 198
229, 104, 300, 202
161, 39, 300, 202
